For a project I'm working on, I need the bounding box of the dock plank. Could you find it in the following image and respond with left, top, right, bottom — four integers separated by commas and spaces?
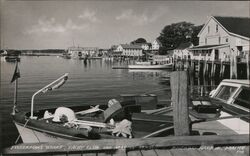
126, 150, 142, 156
170, 149, 190, 156
97, 152, 113, 156
80, 153, 96, 156
112, 150, 127, 156
3, 135, 249, 155
154, 149, 173, 156
184, 149, 202, 156
140, 149, 157, 156
68, 153, 82, 156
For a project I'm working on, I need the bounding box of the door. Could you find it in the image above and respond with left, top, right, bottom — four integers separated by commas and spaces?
215, 49, 219, 60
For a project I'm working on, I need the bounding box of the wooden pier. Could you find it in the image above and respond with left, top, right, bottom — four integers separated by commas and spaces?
3, 134, 249, 156
172, 58, 250, 86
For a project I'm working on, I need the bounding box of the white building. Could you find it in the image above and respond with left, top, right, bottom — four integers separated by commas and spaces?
116, 44, 143, 57
189, 16, 250, 61
68, 46, 99, 58
173, 42, 193, 59
134, 43, 152, 51
152, 39, 162, 51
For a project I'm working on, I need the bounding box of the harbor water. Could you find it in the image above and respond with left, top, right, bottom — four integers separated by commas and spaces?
0, 56, 172, 149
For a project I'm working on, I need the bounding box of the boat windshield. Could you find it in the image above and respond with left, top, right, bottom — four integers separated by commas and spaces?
234, 87, 250, 111
215, 85, 238, 101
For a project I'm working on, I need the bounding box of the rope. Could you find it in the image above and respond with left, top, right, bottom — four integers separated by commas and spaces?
15, 119, 30, 144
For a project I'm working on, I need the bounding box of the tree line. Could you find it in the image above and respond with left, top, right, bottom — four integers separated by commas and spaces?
130, 21, 204, 55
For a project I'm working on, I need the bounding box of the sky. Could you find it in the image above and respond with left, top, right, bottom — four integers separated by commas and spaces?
0, 1, 249, 49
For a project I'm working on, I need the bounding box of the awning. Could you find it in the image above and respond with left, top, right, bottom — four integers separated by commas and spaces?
188, 44, 229, 51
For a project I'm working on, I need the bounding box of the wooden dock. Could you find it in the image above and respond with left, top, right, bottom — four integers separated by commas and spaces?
3, 134, 249, 155
173, 58, 250, 86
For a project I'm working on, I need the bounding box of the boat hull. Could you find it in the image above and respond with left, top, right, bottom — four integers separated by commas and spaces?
128, 64, 172, 69
217, 111, 249, 134
14, 122, 75, 143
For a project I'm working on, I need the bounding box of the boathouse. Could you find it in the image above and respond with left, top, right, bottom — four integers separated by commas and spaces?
173, 42, 193, 59
189, 16, 250, 61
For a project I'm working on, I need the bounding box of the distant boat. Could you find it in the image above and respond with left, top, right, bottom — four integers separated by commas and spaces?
5, 50, 21, 62
62, 53, 71, 59
128, 63, 172, 69
135, 61, 151, 65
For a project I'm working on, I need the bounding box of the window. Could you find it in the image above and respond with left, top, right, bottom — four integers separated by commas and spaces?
215, 85, 237, 101
234, 88, 250, 110
226, 38, 228, 42
216, 24, 218, 32
208, 26, 210, 33
219, 37, 221, 44
205, 38, 207, 45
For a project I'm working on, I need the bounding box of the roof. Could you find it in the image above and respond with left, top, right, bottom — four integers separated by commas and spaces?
120, 44, 142, 49
154, 39, 162, 46
134, 42, 151, 46
214, 16, 250, 38
176, 42, 193, 50
188, 44, 229, 50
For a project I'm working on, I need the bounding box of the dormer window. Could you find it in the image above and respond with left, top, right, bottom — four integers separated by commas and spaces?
216, 24, 218, 33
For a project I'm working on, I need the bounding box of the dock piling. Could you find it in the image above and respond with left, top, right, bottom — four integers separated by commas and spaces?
170, 71, 190, 136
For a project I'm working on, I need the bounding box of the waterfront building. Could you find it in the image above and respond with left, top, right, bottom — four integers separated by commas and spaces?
173, 42, 193, 60
152, 39, 162, 53
189, 16, 250, 61
68, 46, 99, 58
133, 43, 152, 51
116, 44, 143, 57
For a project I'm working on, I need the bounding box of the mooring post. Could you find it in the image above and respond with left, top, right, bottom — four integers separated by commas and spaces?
170, 71, 190, 136
230, 52, 238, 79
247, 53, 249, 80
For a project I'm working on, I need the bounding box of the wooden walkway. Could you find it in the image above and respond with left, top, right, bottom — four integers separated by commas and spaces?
3, 134, 249, 156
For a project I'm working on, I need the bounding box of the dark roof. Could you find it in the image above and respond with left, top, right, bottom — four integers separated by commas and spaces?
214, 16, 250, 38
154, 39, 162, 46
176, 42, 193, 50
120, 44, 142, 49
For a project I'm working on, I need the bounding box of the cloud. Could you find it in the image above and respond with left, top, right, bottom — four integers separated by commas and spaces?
78, 9, 100, 23
116, 8, 166, 25
25, 17, 88, 34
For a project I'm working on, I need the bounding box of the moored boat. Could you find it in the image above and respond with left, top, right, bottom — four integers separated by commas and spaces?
5, 50, 21, 62
128, 63, 172, 69
11, 73, 174, 143
190, 79, 249, 134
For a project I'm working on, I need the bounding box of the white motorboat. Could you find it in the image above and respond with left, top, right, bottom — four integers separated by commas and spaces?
190, 79, 250, 135
128, 63, 172, 69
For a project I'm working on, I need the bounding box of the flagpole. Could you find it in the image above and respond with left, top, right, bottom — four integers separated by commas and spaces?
12, 59, 18, 115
